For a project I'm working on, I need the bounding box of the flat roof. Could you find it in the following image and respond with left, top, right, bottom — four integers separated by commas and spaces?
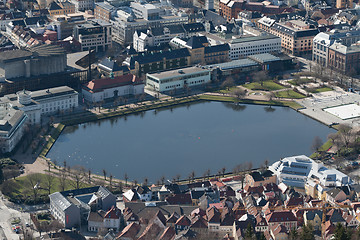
248, 53, 280, 63
31, 86, 78, 101
230, 34, 278, 44
207, 58, 258, 70
147, 66, 210, 79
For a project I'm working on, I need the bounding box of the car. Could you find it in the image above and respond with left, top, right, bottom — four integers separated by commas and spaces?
25, 222, 30, 227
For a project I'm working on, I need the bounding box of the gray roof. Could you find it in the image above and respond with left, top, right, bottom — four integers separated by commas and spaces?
0, 107, 27, 134
248, 53, 281, 63
206, 58, 258, 70
31, 86, 78, 102
50, 192, 72, 211
271, 23, 319, 38
230, 34, 279, 44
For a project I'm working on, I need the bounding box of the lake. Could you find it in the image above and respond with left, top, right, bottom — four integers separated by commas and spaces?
47, 101, 335, 183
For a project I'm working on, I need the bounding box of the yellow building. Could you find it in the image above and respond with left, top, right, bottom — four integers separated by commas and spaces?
48, 1, 75, 17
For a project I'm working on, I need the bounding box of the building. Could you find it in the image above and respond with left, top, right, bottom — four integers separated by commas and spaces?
312, 30, 360, 67
48, 1, 76, 17
123, 48, 191, 77
245, 170, 277, 187
257, 17, 319, 55
87, 206, 122, 232
328, 42, 360, 74
146, 66, 211, 92
228, 34, 281, 60
169, 36, 230, 64
94, 2, 117, 22
49, 186, 116, 228
0, 104, 28, 153
70, 0, 94, 12
111, 9, 188, 45
97, 58, 130, 78
133, 25, 186, 52
82, 74, 144, 103
269, 155, 352, 188
73, 19, 112, 52
336, 0, 353, 9
0, 45, 66, 81
265, 211, 297, 231
1, 86, 78, 124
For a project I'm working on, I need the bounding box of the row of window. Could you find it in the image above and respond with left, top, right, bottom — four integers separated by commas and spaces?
165, 84, 181, 89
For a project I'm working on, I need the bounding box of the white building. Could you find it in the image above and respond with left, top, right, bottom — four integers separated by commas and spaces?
82, 74, 144, 103
73, 19, 112, 52
0, 104, 28, 153
1, 86, 78, 125
228, 35, 281, 60
269, 155, 351, 188
146, 66, 211, 92
70, 0, 94, 11
133, 25, 186, 52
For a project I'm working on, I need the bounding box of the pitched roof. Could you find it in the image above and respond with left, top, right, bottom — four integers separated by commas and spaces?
186, 36, 208, 49
159, 226, 176, 240
266, 211, 297, 223
166, 193, 192, 205
104, 206, 121, 219
175, 215, 191, 226
116, 222, 140, 239
83, 74, 143, 93
204, 44, 230, 54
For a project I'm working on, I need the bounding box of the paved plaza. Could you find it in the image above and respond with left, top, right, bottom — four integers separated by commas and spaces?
296, 89, 360, 127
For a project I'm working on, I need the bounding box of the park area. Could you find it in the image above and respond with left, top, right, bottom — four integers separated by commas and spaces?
275, 90, 306, 99
243, 80, 286, 91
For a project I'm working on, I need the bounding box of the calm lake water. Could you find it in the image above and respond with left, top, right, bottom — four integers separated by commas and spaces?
47, 101, 335, 183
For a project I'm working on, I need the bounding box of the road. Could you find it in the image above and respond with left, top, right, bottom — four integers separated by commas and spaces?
0, 194, 42, 240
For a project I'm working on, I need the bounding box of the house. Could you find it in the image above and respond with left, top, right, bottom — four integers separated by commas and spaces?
245, 170, 277, 187
175, 215, 191, 232
98, 58, 130, 78
304, 210, 322, 231
326, 188, 347, 205
136, 186, 152, 202
255, 214, 268, 232
88, 206, 122, 232
82, 74, 144, 103
265, 211, 297, 231
270, 224, 288, 240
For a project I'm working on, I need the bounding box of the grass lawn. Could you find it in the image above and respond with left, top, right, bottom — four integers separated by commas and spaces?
307, 87, 333, 93
275, 90, 306, 99
243, 81, 286, 91
216, 86, 238, 94
310, 139, 333, 158
288, 78, 314, 86
2, 173, 92, 203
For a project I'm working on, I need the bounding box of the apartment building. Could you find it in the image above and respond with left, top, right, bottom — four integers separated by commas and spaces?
73, 19, 112, 52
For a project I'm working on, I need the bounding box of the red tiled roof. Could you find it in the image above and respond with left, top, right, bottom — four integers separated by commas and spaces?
175, 215, 191, 226
266, 211, 297, 223
116, 222, 140, 239
104, 206, 121, 219
83, 74, 143, 93
159, 226, 176, 240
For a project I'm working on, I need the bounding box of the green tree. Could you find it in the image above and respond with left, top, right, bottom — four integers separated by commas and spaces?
333, 223, 350, 240
244, 223, 255, 240
300, 223, 315, 240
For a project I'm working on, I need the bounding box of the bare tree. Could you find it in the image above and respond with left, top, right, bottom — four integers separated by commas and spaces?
176, 174, 181, 182
338, 124, 352, 148
221, 77, 235, 91
264, 159, 269, 169
59, 168, 67, 192
69, 166, 86, 189
231, 88, 247, 100
311, 136, 323, 153
124, 173, 129, 186
26, 174, 41, 201
160, 175, 165, 185
221, 167, 226, 177
103, 169, 107, 181
44, 171, 55, 195
143, 177, 148, 187
252, 71, 268, 87
88, 169, 91, 183
190, 171, 195, 183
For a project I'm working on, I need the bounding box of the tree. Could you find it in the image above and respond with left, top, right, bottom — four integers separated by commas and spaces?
109, 174, 113, 189
311, 136, 323, 153
59, 168, 67, 192
333, 223, 350, 240
124, 173, 129, 186
221, 77, 235, 91
160, 175, 165, 185
190, 171, 195, 183
252, 70, 268, 87
231, 88, 247, 100
244, 222, 255, 240
26, 173, 41, 202
289, 228, 298, 240
44, 171, 55, 195
300, 223, 315, 240
221, 167, 226, 177
143, 177, 148, 187
338, 124, 352, 148
176, 174, 181, 182
264, 159, 269, 169
69, 166, 86, 189
88, 169, 91, 183
103, 169, 107, 181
